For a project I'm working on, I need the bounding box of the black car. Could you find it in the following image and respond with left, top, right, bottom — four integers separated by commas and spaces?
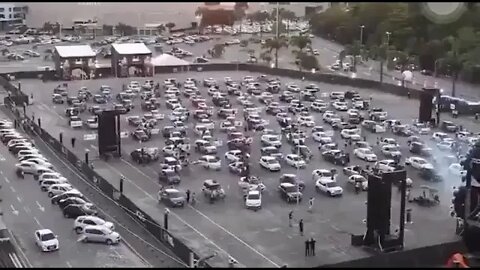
278, 183, 303, 203
212, 96, 230, 107
322, 150, 349, 166
345, 90, 359, 99
52, 94, 64, 104
128, 116, 143, 127
301, 92, 316, 102
418, 167, 442, 182
409, 142, 432, 157
132, 129, 150, 142
158, 189, 186, 208
279, 174, 305, 192
58, 197, 88, 210
158, 169, 181, 185
62, 203, 98, 219
51, 192, 86, 205
279, 92, 294, 103
441, 121, 458, 133
114, 104, 129, 114
130, 147, 160, 164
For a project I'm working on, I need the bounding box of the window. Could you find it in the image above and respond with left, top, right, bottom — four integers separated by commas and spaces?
9, 8, 11, 11
84, 220, 95, 225
0, 8, 4, 12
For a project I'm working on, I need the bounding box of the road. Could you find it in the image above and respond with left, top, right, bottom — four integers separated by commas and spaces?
17, 70, 474, 267
0, 109, 152, 268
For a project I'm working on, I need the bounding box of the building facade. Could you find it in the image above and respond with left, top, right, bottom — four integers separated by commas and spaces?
111, 43, 153, 77
0, 3, 28, 30
53, 45, 97, 80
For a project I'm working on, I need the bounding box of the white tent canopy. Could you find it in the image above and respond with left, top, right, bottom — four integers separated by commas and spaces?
151, 54, 190, 66
111, 43, 151, 55
55, 45, 95, 58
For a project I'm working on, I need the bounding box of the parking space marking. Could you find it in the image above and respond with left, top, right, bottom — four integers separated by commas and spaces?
66, 261, 72, 268
33, 217, 43, 228
16, 196, 22, 203
4, 177, 9, 183
23, 206, 30, 213
10, 186, 15, 193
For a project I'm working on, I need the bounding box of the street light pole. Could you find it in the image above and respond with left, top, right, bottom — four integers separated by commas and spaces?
276, 2, 280, 39
386, 31, 391, 46
360, 25, 365, 45
434, 59, 440, 78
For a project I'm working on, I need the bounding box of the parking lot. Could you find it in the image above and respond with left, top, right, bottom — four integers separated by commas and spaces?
17, 70, 476, 267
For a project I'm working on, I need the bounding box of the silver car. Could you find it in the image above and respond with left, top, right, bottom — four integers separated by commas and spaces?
81, 225, 121, 245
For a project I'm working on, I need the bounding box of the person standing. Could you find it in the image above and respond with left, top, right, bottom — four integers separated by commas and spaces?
299, 219, 304, 236
71, 137, 76, 148
308, 197, 314, 213
310, 238, 316, 256
191, 192, 196, 206
288, 210, 293, 227
186, 189, 191, 204
305, 239, 310, 256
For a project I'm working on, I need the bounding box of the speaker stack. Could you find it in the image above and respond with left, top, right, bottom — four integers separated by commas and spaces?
97, 110, 121, 157
419, 87, 440, 123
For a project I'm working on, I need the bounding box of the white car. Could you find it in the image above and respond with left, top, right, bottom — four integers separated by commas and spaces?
47, 183, 74, 197
315, 179, 343, 197
297, 115, 315, 127
225, 150, 249, 163
374, 159, 398, 173
38, 172, 66, 183
259, 156, 281, 171
312, 132, 332, 144
380, 138, 399, 147
80, 225, 121, 245
311, 101, 327, 112
287, 84, 300, 92
85, 118, 98, 129
437, 140, 454, 151
432, 132, 449, 142
74, 216, 114, 234
15, 161, 50, 174
381, 145, 402, 158
35, 229, 59, 252
348, 175, 368, 190
340, 129, 361, 140
196, 155, 222, 170
457, 131, 472, 142
354, 148, 378, 162
312, 169, 335, 181
203, 78, 217, 87
332, 101, 348, 111
40, 178, 70, 191
23, 158, 54, 169
285, 154, 306, 169
261, 134, 282, 148
448, 163, 467, 177
17, 149, 41, 159
405, 157, 434, 170
245, 190, 262, 210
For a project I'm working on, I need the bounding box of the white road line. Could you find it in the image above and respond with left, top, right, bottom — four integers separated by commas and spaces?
41, 102, 64, 119
33, 217, 42, 228
9, 253, 22, 268
120, 159, 157, 182
0, 171, 3, 174
23, 206, 30, 213
103, 162, 156, 195
16, 196, 22, 203
187, 205, 280, 267
90, 145, 97, 150
9, 186, 15, 193
4, 177, 9, 183
66, 261, 72, 268
36, 201, 45, 212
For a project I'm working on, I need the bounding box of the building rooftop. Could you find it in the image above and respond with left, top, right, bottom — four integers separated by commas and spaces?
54, 45, 96, 58
111, 43, 152, 55
151, 53, 190, 66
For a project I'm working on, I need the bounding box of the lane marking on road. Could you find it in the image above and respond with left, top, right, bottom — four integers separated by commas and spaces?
4, 177, 9, 183
40, 102, 64, 120
23, 206, 30, 213
10, 205, 19, 216
103, 161, 240, 263
90, 145, 97, 150
9, 253, 23, 268
187, 205, 280, 267
120, 159, 157, 183
9, 186, 15, 193
66, 261, 72, 268
16, 196, 22, 203
36, 201, 45, 212
33, 217, 43, 228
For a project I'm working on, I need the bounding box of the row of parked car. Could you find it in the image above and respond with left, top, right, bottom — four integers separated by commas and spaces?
0, 119, 122, 252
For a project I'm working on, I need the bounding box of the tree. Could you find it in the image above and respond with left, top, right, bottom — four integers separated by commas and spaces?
289, 35, 312, 54
165, 22, 176, 32
260, 51, 273, 65
102, 24, 113, 36
262, 37, 289, 68
212, 44, 226, 58
156, 25, 166, 35
116, 23, 136, 36
296, 52, 319, 71
340, 40, 363, 72
247, 11, 270, 38
271, 21, 287, 37
271, 8, 296, 36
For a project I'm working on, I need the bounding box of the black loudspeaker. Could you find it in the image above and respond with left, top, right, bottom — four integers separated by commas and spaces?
98, 110, 120, 156
419, 91, 433, 123
364, 173, 392, 245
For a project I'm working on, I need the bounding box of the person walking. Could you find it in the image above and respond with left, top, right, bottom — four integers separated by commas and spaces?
71, 137, 76, 148
191, 192, 196, 206
288, 210, 293, 227
305, 239, 310, 256
299, 219, 304, 236
308, 197, 314, 213
186, 189, 191, 204
310, 238, 316, 256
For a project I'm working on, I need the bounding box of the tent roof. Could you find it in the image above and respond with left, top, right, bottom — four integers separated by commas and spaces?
152, 54, 190, 66
54, 45, 95, 58
111, 43, 152, 55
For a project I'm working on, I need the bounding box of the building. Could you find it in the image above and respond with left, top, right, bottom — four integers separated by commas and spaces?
111, 43, 153, 77
0, 3, 28, 31
53, 45, 96, 80
198, 3, 235, 28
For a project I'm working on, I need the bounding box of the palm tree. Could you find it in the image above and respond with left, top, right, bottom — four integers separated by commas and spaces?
289, 35, 312, 54
262, 37, 289, 68
212, 44, 226, 58
165, 22, 176, 33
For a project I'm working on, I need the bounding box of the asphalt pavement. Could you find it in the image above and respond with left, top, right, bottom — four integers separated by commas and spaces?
15, 69, 477, 267
0, 109, 152, 268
